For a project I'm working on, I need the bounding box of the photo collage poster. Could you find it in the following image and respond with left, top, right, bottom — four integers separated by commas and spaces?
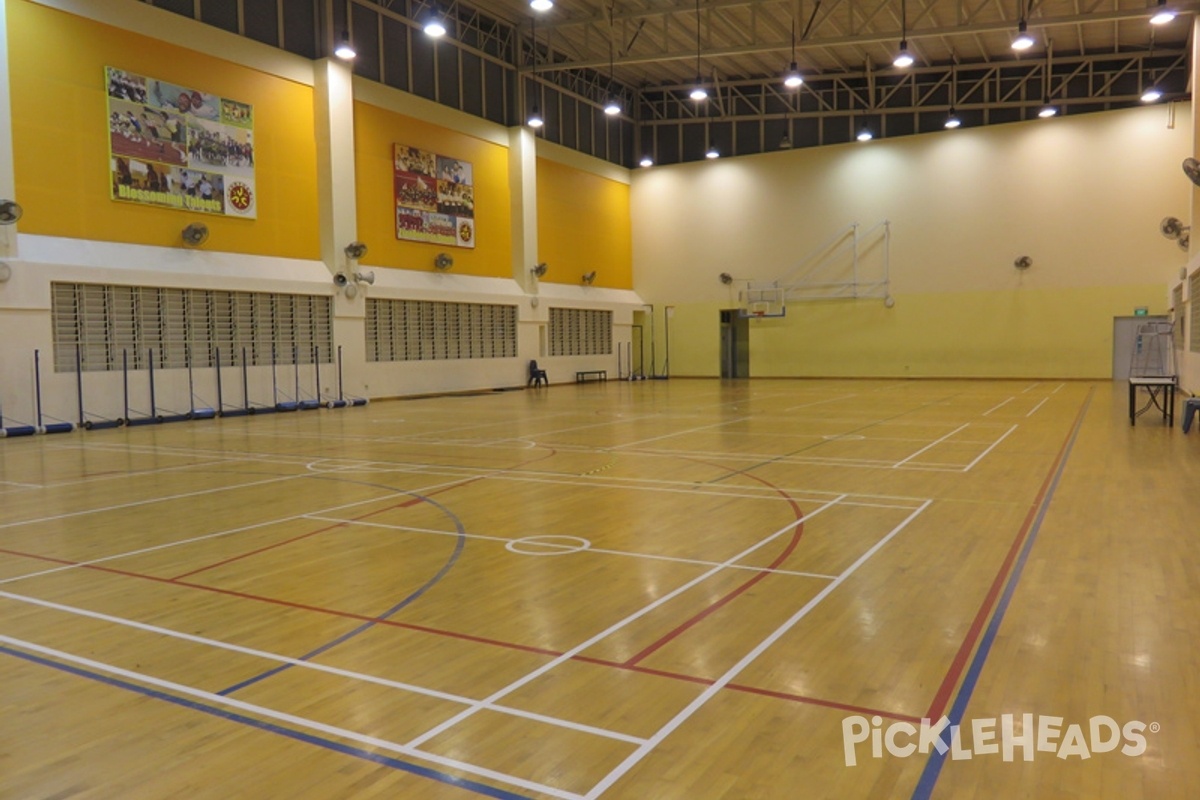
394, 144, 475, 248
106, 66, 256, 218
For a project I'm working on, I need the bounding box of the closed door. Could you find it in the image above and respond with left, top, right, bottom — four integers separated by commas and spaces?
1112, 315, 1168, 379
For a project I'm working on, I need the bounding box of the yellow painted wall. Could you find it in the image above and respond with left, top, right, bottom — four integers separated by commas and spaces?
7, 0, 319, 257
353, 103, 510, 278
633, 104, 1192, 379
535, 157, 632, 289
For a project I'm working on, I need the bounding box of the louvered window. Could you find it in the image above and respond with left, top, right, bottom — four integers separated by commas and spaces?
366, 299, 516, 362
548, 308, 612, 356
51, 283, 332, 372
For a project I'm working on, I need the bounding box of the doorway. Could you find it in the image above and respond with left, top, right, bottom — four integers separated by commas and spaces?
720, 310, 750, 378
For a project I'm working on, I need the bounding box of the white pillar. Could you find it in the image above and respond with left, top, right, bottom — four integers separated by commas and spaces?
509, 126, 538, 292
0, 0, 18, 259
313, 58, 368, 397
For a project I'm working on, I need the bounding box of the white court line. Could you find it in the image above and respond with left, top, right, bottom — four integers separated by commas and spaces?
982, 397, 1014, 416
581, 499, 933, 799
0, 479, 45, 490
1026, 398, 1049, 417
781, 393, 859, 412
612, 416, 751, 449
304, 515, 841, 581
891, 423, 970, 469
1020, 383, 1040, 394
0, 471, 497, 586
2, 456, 242, 493
960, 425, 1018, 472
286, 456, 934, 508
0, 472, 305, 531
0, 590, 646, 746
1052, 383, 1065, 394
403, 495, 849, 750
43, 437, 938, 508
0, 635, 584, 800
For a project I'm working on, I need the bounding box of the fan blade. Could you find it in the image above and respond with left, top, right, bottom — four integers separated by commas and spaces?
1183, 158, 1200, 186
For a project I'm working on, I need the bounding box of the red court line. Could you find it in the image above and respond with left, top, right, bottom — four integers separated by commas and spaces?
0, 547, 560, 657
577, 655, 921, 723
622, 458, 807, 667
172, 475, 489, 580
0, 546, 917, 722
923, 395, 1089, 721
623, 522, 805, 666
727, 683, 925, 725
170, 521, 352, 580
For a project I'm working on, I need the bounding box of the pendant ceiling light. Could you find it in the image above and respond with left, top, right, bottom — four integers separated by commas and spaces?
783, 19, 803, 88
690, 0, 707, 100
1012, 2, 1035, 51
1149, 0, 1177, 26
527, 16, 544, 127
893, 0, 914, 67
603, 38, 621, 115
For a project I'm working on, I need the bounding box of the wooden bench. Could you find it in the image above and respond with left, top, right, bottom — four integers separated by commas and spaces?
575, 370, 607, 383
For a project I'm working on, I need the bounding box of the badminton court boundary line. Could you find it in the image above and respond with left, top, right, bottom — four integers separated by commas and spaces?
404, 495, 849, 750
582, 498, 933, 798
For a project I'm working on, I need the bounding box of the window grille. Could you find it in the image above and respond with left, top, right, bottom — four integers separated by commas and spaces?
366, 298, 516, 361
548, 307, 612, 356
51, 282, 332, 372
1191, 272, 1200, 353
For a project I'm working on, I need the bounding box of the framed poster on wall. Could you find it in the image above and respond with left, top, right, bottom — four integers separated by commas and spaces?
394, 144, 475, 248
106, 66, 256, 218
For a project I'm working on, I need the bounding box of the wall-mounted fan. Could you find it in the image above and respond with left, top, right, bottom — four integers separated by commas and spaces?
0, 199, 23, 225
181, 222, 208, 247
1161, 216, 1186, 239
581, 270, 597, 285
531, 262, 548, 278
1183, 158, 1200, 186
1013, 255, 1033, 270
719, 272, 734, 285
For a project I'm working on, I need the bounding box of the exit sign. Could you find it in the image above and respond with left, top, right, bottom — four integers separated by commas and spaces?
1134, 307, 1149, 316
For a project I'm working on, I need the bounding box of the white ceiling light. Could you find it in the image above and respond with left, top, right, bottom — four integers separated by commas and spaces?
1012, 20, 1035, 51
1149, 1, 1176, 25
333, 31, 356, 60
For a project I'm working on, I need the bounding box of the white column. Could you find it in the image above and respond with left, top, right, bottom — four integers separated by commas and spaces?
314, 58, 358, 276
313, 58, 369, 398
509, 126, 538, 292
0, 0, 18, 259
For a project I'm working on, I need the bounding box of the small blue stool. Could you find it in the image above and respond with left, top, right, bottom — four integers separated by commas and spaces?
1184, 397, 1200, 433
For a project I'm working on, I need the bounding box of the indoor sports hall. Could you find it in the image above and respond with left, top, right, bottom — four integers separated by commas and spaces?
1, 2, 1198, 799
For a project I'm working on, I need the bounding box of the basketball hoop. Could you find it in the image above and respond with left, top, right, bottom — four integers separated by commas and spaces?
753, 310, 765, 318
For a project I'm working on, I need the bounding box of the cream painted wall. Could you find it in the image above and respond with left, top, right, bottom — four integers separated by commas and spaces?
633, 103, 1193, 379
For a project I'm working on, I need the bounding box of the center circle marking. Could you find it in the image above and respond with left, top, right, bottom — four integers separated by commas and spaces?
506, 535, 592, 556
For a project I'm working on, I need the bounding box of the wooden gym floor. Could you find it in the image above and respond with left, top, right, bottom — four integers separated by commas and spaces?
0, 378, 1196, 799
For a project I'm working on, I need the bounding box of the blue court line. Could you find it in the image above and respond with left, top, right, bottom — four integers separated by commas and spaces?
910, 388, 1093, 799
0, 644, 532, 800
218, 488, 468, 696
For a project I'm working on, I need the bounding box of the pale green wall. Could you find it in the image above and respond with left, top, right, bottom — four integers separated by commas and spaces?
659, 285, 1166, 379
633, 104, 1193, 379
